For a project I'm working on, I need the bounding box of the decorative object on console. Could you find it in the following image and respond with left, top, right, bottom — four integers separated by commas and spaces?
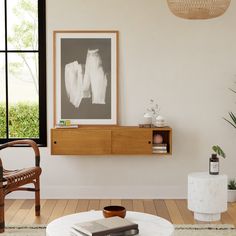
228, 179, 236, 202
146, 99, 160, 125
139, 99, 159, 127
209, 145, 226, 175
155, 115, 166, 127
143, 113, 152, 126
53, 30, 118, 126
55, 124, 78, 129
153, 133, 163, 144
167, 0, 231, 20
55, 119, 78, 128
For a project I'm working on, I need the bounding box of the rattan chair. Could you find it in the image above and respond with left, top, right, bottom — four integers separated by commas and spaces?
0, 140, 41, 233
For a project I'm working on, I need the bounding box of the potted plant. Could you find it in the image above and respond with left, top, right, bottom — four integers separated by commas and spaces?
224, 86, 236, 129
224, 112, 236, 129
228, 179, 236, 202
212, 145, 226, 158
224, 84, 236, 201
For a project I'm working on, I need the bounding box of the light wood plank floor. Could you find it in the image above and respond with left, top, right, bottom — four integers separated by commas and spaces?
4, 199, 236, 226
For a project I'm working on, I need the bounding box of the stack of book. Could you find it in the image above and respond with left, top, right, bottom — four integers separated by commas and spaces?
55, 119, 78, 129
70, 216, 139, 236
152, 143, 167, 154
55, 124, 78, 129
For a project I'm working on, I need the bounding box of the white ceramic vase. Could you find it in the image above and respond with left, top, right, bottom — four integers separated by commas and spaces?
143, 113, 152, 125
155, 115, 166, 127
228, 190, 236, 202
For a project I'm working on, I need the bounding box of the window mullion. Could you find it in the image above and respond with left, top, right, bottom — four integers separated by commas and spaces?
1, 50, 39, 53
38, 0, 47, 146
4, 0, 9, 140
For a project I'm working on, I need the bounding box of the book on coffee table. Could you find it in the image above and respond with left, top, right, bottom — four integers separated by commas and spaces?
70, 216, 138, 236
70, 227, 139, 236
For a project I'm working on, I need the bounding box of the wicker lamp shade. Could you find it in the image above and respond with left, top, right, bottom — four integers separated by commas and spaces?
167, 0, 231, 19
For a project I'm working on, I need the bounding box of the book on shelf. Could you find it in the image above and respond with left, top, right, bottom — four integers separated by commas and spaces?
152, 146, 167, 150
70, 216, 138, 236
70, 227, 139, 236
152, 150, 168, 154
152, 143, 167, 147
55, 124, 78, 129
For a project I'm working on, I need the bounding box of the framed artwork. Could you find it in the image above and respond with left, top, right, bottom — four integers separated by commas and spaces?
53, 30, 118, 125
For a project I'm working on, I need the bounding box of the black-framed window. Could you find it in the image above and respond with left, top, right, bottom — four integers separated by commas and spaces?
0, 0, 46, 146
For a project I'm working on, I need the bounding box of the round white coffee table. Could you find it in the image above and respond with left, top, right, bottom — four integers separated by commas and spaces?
46, 210, 174, 236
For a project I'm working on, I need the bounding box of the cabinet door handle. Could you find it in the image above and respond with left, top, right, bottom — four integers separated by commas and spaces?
148, 141, 151, 144
54, 141, 57, 144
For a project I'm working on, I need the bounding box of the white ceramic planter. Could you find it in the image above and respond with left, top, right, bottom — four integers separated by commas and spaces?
228, 190, 236, 202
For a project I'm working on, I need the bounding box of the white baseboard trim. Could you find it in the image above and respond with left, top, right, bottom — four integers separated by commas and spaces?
6, 185, 187, 199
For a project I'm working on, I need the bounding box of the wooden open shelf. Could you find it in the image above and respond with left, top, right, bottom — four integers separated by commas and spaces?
51, 126, 172, 156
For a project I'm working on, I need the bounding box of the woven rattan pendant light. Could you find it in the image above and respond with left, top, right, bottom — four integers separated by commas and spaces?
167, 0, 231, 20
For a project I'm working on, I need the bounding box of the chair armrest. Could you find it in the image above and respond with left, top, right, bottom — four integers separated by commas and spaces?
0, 158, 2, 183
0, 140, 40, 167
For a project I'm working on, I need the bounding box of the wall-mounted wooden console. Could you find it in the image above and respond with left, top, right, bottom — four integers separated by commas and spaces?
51, 126, 172, 156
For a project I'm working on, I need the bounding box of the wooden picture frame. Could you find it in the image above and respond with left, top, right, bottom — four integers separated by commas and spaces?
53, 30, 118, 126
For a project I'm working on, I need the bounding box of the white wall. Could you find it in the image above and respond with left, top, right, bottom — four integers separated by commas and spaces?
3, 0, 236, 199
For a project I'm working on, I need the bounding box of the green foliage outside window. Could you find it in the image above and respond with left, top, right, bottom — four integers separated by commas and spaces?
0, 104, 6, 138
0, 103, 39, 138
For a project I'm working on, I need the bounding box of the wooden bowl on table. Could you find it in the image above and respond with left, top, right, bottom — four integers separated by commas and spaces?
103, 206, 126, 218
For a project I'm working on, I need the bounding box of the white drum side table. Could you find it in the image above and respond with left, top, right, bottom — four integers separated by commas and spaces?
46, 211, 174, 236
188, 172, 227, 221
